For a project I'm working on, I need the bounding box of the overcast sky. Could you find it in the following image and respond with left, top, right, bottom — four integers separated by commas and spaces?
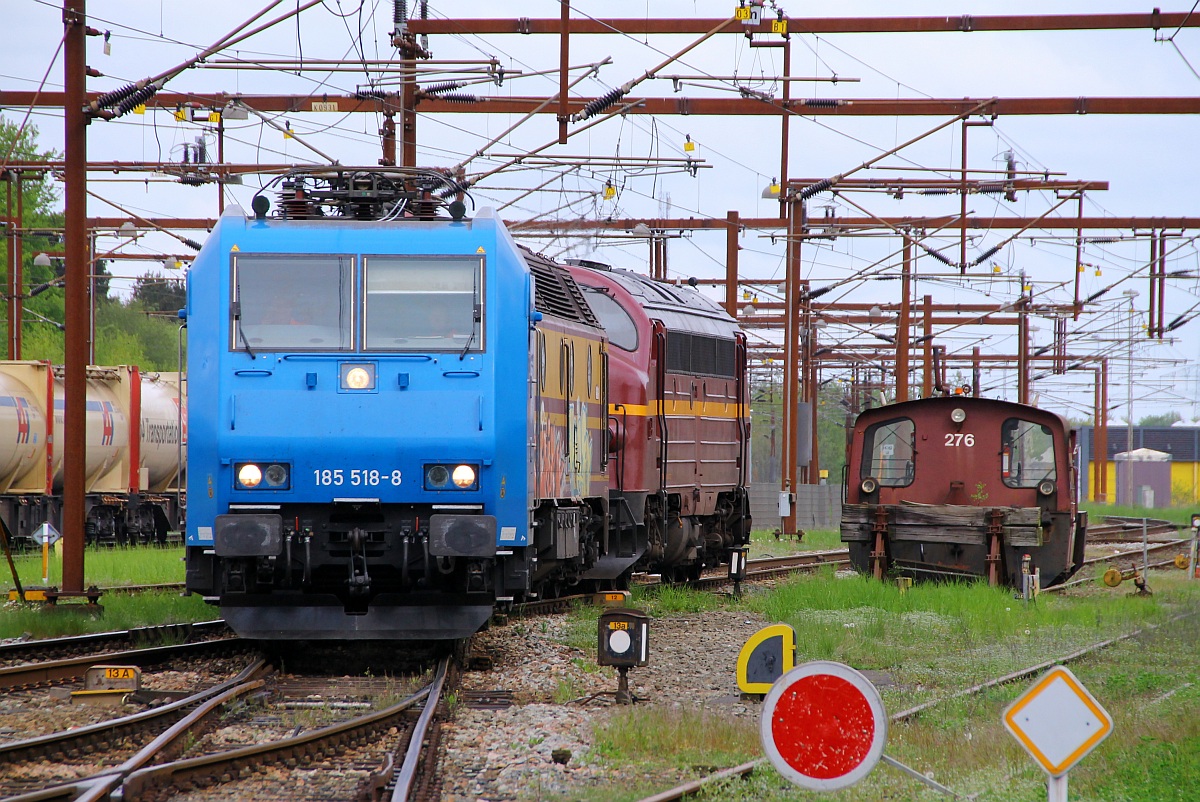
3, 1, 1200, 421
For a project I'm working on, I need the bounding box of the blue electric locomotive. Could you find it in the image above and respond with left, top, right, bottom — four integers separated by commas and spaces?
183, 168, 613, 639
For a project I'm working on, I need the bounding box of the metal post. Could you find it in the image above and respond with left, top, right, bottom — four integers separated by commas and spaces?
921, 295, 933, 397
1126, 299, 1136, 506
724, 210, 739, 317
62, 0, 88, 593
4, 173, 12, 359
1188, 525, 1197, 580
895, 238, 911, 401
1018, 293, 1030, 404
781, 196, 802, 535
558, 0, 569, 144
217, 113, 225, 213
779, 38, 790, 219
14, 172, 23, 359
1097, 359, 1109, 503
1142, 517, 1149, 578
1048, 773, 1069, 802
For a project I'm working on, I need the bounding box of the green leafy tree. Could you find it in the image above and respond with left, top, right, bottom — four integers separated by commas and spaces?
1, 116, 65, 358
1137, 411, 1182, 428
2, 117, 183, 368
131, 271, 187, 315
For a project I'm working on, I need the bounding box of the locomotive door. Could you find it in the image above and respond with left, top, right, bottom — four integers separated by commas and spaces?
561, 337, 579, 497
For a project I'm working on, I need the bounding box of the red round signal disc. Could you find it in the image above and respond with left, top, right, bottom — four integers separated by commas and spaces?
760, 661, 888, 790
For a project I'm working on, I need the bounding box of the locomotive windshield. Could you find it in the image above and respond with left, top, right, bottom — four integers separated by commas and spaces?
232, 255, 353, 351
1001, 418, 1057, 488
363, 256, 483, 351
861, 417, 914, 487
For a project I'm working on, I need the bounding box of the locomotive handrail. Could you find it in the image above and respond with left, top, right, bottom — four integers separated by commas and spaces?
280, 353, 436, 362
442, 370, 481, 378
232, 369, 274, 377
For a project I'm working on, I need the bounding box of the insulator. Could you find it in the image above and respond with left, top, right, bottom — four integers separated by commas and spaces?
178, 174, 209, 186
113, 84, 159, 118
91, 81, 141, 111
970, 244, 1003, 265
355, 88, 389, 100
394, 0, 407, 24
574, 86, 626, 122
183, 238, 202, 251
977, 182, 1005, 194
922, 246, 956, 267
920, 188, 951, 196
436, 93, 480, 104
805, 285, 833, 300
798, 178, 833, 200
800, 98, 841, 108
435, 177, 470, 199
422, 81, 466, 96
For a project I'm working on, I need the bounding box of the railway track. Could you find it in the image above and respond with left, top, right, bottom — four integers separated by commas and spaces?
633, 614, 1195, 802
1044, 538, 1192, 593
0, 621, 230, 669
0, 658, 271, 800
1, 656, 451, 802
1086, 515, 1180, 542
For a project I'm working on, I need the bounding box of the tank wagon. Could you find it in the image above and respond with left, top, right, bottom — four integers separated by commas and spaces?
841, 395, 1085, 588
565, 261, 751, 581
0, 361, 184, 547
182, 167, 751, 640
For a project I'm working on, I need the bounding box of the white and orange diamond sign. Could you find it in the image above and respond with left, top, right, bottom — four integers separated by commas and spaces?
1003, 665, 1113, 777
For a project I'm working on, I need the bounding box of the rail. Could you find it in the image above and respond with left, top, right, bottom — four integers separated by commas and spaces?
633, 614, 1195, 801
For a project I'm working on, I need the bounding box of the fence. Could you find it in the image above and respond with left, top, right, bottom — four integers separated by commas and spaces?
748, 483, 843, 533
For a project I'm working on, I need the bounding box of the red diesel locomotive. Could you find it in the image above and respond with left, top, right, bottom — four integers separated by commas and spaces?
841, 395, 1086, 588
566, 260, 752, 582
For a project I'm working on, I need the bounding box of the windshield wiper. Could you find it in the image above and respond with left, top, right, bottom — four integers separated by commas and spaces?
232, 297, 255, 360
459, 304, 480, 361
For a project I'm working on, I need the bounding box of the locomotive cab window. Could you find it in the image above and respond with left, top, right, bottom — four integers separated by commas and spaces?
581, 287, 638, 351
363, 256, 483, 352
861, 417, 914, 487
231, 255, 353, 351
1001, 418, 1057, 488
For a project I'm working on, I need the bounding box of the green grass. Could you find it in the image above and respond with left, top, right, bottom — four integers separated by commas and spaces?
749, 528, 843, 556
1081, 503, 1194, 526
561, 570, 1200, 802
0, 545, 212, 639
0, 590, 215, 640
4, 544, 186, 589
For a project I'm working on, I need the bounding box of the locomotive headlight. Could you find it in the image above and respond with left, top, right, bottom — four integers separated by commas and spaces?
425, 464, 450, 488
452, 464, 476, 488
339, 363, 376, 391
1037, 479, 1056, 497
950, 408, 967, 424
861, 476, 879, 495
237, 463, 263, 488
424, 463, 479, 490
264, 463, 290, 488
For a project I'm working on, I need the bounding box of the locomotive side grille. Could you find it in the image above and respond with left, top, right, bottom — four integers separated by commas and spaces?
524, 250, 601, 327
666, 332, 736, 377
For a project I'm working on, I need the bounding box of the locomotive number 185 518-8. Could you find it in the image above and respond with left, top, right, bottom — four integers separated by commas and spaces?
312, 469, 404, 487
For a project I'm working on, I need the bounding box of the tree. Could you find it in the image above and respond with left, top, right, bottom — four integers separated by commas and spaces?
1, 116, 65, 360
1137, 411, 1182, 427
131, 271, 187, 315
2, 117, 184, 369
